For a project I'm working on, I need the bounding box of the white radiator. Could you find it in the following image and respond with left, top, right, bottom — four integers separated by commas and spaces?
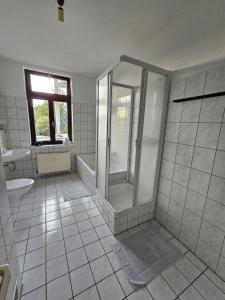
37, 152, 71, 174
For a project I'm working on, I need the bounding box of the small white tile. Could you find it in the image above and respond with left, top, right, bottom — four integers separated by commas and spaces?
161, 160, 174, 179
175, 256, 201, 282
97, 274, 125, 300
70, 264, 95, 296
216, 255, 225, 281
61, 215, 76, 227
173, 164, 190, 187
47, 255, 68, 282
158, 176, 172, 197
218, 124, 225, 151
204, 65, 225, 94
167, 103, 182, 122
185, 251, 207, 272
182, 209, 201, 237
179, 286, 205, 300
199, 219, 224, 253
26, 234, 45, 252
163, 142, 177, 162
192, 147, 215, 173
81, 229, 98, 245
194, 274, 225, 300
74, 286, 100, 300
176, 144, 194, 167
65, 234, 83, 252
179, 226, 198, 252
188, 169, 210, 196
95, 224, 111, 239
168, 200, 183, 223
46, 240, 65, 261
90, 255, 113, 282
46, 219, 61, 232
67, 247, 88, 271
21, 286, 46, 300
205, 268, 225, 293
147, 275, 176, 300
171, 182, 187, 206
185, 190, 206, 217
77, 219, 93, 232
116, 269, 135, 296
169, 78, 186, 101
196, 123, 221, 149
22, 264, 46, 295
185, 72, 206, 98
47, 274, 72, 300
46, 229, 63, 244
162, 265, 189, 295
16, 240, 27, 256
100, 235, 117, 253
203, 198, 225, 231
128, 288, 153, 300
196, 239, 219, 270
74, 211, 89, 222
85, 241, 105, 261
212, 150, 225, 179
181, 100, 201, 122
24, 247, 45, 271
165, 123, 180, 143
200, 97, 225, 122
178, 123, 198, 146
29, 224, 45, 238
107, 251, 121, 272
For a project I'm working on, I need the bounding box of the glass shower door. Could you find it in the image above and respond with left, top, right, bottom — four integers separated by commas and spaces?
109, 85, 132, 176
135, 71, 167, 205
96, 75, 108, 198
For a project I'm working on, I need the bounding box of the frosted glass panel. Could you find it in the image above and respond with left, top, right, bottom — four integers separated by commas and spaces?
97, 76, 108, 197
128, 87, 140, 184
137, 72, 167, 205
110, 86, 131, 173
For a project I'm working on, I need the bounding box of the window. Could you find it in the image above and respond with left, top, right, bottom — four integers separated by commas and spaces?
25, 70, 72, 145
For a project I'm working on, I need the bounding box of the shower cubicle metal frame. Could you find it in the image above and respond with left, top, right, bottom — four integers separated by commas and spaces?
96, 55, 170, 207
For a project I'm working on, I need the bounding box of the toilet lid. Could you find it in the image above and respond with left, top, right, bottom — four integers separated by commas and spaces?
6, 178, 34, 191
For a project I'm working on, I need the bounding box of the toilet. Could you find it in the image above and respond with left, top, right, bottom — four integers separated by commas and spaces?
6, 178, 34, 201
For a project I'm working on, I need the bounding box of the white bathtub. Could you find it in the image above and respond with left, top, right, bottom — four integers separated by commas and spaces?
76, 153, 96, 195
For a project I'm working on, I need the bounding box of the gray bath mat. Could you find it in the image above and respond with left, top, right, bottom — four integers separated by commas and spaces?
113, 224, 183, 288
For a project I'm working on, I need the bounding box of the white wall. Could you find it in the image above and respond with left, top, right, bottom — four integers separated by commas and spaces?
0, 57, 96, 104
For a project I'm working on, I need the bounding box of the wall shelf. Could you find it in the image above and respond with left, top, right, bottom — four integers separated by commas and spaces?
173, 91, 225, 103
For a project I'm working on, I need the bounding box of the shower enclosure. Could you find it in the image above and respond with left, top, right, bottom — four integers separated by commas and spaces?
94, 56, 169, 234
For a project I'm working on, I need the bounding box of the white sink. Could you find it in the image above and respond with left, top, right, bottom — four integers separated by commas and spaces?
2, 149, 30, 163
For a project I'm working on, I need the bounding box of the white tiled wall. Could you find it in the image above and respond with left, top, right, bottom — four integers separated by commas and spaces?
0, 95, 96, 180
0, 156, 22, 299
93, 191, 154, 235
156, 63, 225, 280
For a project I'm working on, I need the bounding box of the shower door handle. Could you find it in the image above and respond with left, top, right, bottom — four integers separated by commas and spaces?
0, 264, 11, 300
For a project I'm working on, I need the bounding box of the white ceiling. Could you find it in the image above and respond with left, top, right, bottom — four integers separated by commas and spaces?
0, 0, 225, 77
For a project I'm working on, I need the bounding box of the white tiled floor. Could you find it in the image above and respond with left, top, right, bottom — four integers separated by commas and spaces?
11, 173, 225, 300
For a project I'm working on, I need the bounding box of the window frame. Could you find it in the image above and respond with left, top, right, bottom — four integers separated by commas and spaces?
24, 69, 72, 146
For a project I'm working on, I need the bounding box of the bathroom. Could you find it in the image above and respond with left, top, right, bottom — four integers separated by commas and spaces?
0, 1, 225, 300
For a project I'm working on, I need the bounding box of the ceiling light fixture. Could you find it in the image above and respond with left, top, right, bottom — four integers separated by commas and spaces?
57, 0, 64, 22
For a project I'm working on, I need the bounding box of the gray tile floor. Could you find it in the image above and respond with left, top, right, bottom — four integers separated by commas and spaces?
11, 173, 225, 300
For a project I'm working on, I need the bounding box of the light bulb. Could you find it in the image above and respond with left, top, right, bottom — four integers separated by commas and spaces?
58, 6, 64, 22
